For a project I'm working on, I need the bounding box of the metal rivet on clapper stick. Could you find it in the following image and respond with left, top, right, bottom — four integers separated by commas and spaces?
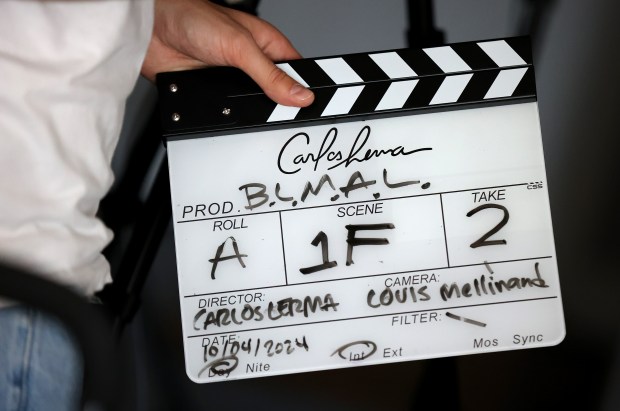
222, 108, 231, 116
169, 83, 178, 93
171, 113, 180, 122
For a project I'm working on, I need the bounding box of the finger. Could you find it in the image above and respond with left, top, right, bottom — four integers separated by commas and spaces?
232, 36, 314, 107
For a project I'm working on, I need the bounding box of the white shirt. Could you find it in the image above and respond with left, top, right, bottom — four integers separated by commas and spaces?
0, 0, 154, 301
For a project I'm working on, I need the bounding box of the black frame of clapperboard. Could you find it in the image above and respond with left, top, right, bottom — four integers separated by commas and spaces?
157, 34, 535, 392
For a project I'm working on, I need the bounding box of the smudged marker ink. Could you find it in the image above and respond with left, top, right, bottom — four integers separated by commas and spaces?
446, 312, 486, 327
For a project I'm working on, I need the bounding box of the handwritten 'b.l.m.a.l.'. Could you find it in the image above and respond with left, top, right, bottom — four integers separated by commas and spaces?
239, 168, 431, 211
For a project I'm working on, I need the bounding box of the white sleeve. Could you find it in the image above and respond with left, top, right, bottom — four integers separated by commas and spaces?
0, 0, 154, 297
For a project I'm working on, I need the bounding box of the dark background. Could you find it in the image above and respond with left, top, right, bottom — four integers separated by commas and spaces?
110, 1, 620, 409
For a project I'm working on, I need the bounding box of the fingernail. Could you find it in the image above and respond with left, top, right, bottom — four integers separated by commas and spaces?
290, 83, 314, 102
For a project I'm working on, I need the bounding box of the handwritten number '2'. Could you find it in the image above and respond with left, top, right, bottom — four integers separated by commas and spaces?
300, 231, 338, 274
466, 203, 509, 248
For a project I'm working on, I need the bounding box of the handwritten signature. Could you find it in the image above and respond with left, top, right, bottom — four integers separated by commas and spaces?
277, 125, 432, 174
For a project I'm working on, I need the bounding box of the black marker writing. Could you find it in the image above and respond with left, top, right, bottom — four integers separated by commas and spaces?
382, 168, 420, 188
332, 341, 377, 361
339, 171, 375, 198
239, 170, 429, 211
200, 336, 309, 379
367, 286, 431, 308
239, 183, 268, 210
345, 223, 394, 265
301, 175, 336, 202
467, 203, 509, 248
208, 236, 247, 280
446, 312, 486, 327
439, 262, 548, 301
193, 294, 339, 330
198, 355, 239, 378
299, 231, 337, 274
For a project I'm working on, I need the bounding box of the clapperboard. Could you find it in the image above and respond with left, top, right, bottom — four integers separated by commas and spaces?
158, 37, 565, 383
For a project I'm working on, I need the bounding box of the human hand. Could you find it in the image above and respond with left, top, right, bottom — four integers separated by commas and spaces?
141, 0, 314, 107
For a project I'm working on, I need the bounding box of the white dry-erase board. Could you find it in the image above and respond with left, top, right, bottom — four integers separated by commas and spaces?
158, 37, 565, 383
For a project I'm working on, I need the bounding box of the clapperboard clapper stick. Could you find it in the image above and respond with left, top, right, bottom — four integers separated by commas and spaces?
157, 37, 565, 383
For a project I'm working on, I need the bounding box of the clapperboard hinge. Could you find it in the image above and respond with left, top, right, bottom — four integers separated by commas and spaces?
158, 37, 536, 138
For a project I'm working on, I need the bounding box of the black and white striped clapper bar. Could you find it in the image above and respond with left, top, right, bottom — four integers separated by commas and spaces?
158, 37, 565, 383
